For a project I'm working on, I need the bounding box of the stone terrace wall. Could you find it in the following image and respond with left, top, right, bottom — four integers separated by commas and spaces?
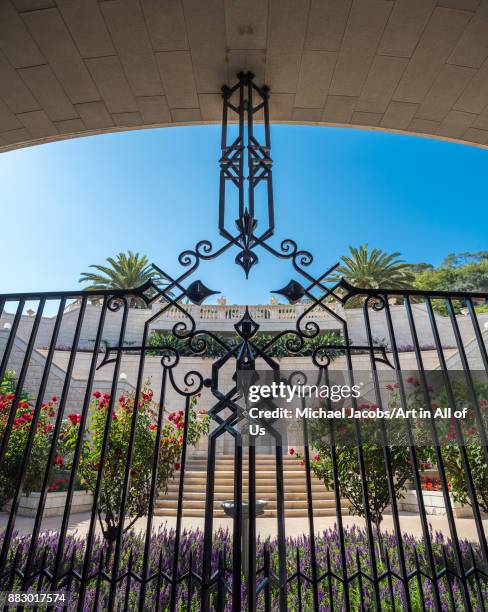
1, 302, 487, 352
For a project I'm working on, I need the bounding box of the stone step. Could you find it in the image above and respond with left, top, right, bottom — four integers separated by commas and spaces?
164, 489, 328, 498
155, 498, 338, 510
153, 507, 349, 518
157, 455, 339, 517
161, 490, 336, 501
174, 470, 314, 479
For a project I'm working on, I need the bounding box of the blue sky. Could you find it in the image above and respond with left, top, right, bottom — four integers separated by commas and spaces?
1, 124, 487, 305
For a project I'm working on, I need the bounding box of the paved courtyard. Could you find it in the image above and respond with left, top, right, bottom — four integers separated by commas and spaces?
2, 510, 487, 543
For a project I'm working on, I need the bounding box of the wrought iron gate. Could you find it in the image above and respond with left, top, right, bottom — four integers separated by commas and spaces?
1, 73, 488, 610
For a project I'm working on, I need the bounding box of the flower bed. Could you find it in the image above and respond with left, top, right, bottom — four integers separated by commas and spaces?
399, 489, 473, 518
6, 490, 93, 518
2, 525, 486, 609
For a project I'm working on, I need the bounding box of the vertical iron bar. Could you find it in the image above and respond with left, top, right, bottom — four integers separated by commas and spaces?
155, 550, 163, 612
22, 297, 87, 589
107, 315, 152, 611
51, 296, 108, 592
263, 546, 271, 611
238, 73, 245, 218
124, 549, 133, 611
261, 85, 274, 235
201, 430, 218, 610
302, 409, 319, 611
442, 547, 456, 611
92, 550, 105, 611
327, 417, 350, 610
217, 550, 225, 610
341, 318, 381, 610
139, 366, 169, 610
362, 297, 411, 609
275, 441, 287, 612
232, 437, 242, 610
466, 299, 488, 373
0, 299, 24, 392
296, 547, 302, 612
246, 73, 254, 219
404, 296, 472, 610
326, 547, 333, 612
247, 442, 256, 612
169, 395, 192, 611
383, 300, 442, 610
219, 88, 229, 234
77, 297, 129, 610
0, 299, 36, 466
187, 551, 194, 610
0, 298, 45, 580
413, 549, 426, 611
356, 549, 365, 612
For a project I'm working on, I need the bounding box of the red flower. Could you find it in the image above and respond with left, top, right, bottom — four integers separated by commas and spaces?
43, 424, 53, 434
174, 463, 180, 471
148, 424, 157, 431
53, 453, 64, 467
51, 395, 58, 402
93, 391, 102, 399
313, 454, 321, 462
289, 448, 295, 456
119, 395, 126, 404
67, 413, 81, 425
300, 459, 305, 466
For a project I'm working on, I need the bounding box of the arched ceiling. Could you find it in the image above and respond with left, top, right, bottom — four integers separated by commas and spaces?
2, 0, 488, 152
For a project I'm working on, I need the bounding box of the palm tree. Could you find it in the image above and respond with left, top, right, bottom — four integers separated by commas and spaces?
79, 251, 168, 306
329, 244, 415, 289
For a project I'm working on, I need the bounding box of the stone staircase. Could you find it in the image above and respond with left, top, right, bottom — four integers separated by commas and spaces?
155, 454, 348, 518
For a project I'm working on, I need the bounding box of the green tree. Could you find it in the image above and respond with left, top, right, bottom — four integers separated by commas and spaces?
413, 252, 488, 314
79, 251, 167, 306
62, 385, 209, 562
414, 259, 488, 293
329, 244, 415, 290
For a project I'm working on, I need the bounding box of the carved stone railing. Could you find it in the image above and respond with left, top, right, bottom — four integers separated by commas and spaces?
160, 302, 342, 322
